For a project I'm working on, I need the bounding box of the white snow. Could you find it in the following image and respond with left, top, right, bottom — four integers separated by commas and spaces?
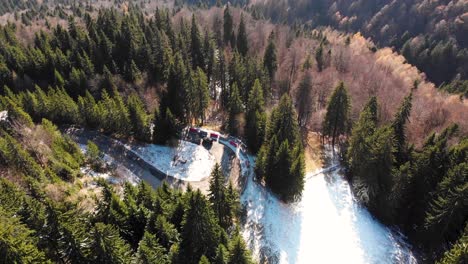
240, 152, 417, 264
0, 110, 8, 121
127, 141, 216, 182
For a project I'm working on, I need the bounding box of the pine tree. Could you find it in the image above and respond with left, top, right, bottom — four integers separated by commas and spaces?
68, 67, 87, 98
189, 67, 210, 124
199, 255, 211, 264
89, 223, 133, 264
223, 5, 233, 46
125, 60, 142, 83
101, 89, 131, 135
347, 96, 378, 177
322, 81, 350, 147
165, 53, 188, 121
100, 66, 117, 92
0, 208, 50, 264
392, 92, 413, 164
203, 31, 216, 83
78, 91, 100, 128
213, 244, 229, 264
346, 97, 396, 220
405, 125, 459, 229
153, 107, 178, 145
147, 214, 179, 250
208, 163, 233, 230
257, 94, 305, 202
191, 15, 204, 70
54, 69, 65, 88
424, 162, 467, 248
86, 140, 104, 171
226, 83, 244, 136
263, 31, 277, 79
227, 234, 253, 264
245, 79, 266, 153
127, 93, 150, 142
134, 232, 169, 264
152, 29, 173, 83
180, 190, 220, 264
236, 14, 248, 56
436, 224, 468, 264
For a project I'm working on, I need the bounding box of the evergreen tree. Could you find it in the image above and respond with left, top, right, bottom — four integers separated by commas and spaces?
347, 97, 378, 182
151, 29, 173, 83
226, 83, 244, 136
191, 15, 204, 70
54, 69, 65, 88
227, 234, 253, 264
392, 92, 413, 164
179, 191, 220, 264
89, 223, 133, 264
146, 214, 179, 251
213, 244, 229, 264
78, 90, 100, 128
424, 161, 467, 248
245, 79, 266, 153
100, 89, 131, 135
257, 94, 305, 202
127, 93, 151, 142
0, 208, 50, 264
86, 140, 104, 171
153, 107, 178, 145
347, 97, 396, 220
405, 125, 459, 230
236, 14, 248, 56
101, 66, 117, 92
208, 163, 234, 230
322, 81, 350, 147
436, 224, 468, 264
125, 60, 142, 83
223, 5, 233, 46
165, 53, 188, 121
263, 31, 277, 79
134, 232, 169, 264
199, 255, 211, 264
189, 67, 210, 124
68, 67, 87, 97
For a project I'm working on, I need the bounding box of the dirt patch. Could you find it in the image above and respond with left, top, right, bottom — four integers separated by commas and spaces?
303, 132, 324, 173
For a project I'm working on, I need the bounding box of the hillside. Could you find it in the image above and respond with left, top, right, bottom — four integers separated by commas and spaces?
0, 1, 466, 263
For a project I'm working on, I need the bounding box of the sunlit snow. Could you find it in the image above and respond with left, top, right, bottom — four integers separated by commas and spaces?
241, 154, 417, 264
126, 141, 216, 182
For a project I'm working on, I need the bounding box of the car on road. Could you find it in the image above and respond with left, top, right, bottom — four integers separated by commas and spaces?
199, 130, 208, 139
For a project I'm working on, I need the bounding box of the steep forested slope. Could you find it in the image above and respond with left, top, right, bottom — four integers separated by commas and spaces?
0, 2, 466, 263
190, 0, 468, 92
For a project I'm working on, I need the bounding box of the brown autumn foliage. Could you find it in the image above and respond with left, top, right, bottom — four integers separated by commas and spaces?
191, 7, 467, 146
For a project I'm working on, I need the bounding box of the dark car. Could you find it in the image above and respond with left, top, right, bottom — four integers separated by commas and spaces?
199, 130, 208, 139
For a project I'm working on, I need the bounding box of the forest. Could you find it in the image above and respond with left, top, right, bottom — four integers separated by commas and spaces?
0, 0, 466, 263
239, 0, 468, 95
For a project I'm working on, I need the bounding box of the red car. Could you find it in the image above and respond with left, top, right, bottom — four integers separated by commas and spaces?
210, 133, 219, 140
229, 140, 238, 148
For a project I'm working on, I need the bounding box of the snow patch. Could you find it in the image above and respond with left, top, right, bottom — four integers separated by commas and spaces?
240, 152, 417, 264
127, 141, 216, 182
